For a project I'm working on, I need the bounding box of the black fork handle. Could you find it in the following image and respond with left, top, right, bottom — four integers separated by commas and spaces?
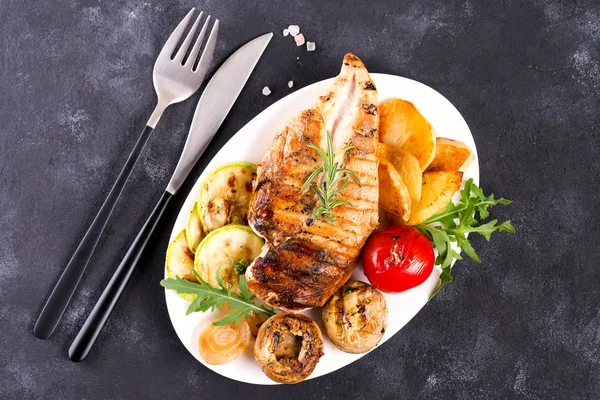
68, 191, 172, 362
34, 125, 155, 339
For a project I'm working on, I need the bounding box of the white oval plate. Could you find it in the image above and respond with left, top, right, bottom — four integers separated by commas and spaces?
164, 73, 479, 385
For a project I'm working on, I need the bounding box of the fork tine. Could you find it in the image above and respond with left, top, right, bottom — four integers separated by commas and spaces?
157, 8, 196, 61
184, 15, 211, 67
193, 19, 219, 73
173, 11, 204, 64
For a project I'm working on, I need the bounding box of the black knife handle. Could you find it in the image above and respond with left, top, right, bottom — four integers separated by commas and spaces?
68, 191, 172, 362
34, 125, 155, 339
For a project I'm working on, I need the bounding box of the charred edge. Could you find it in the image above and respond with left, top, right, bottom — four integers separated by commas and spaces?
344, 54, 361, 65
255, 176, 270, 192
254, 207, 274, 225
251, 257, 270, 284
248, 172, 257, 192
362, 81, 376, 90
227, 174, 237, 188
366, 128, 378, 138
362, 103, 377, 115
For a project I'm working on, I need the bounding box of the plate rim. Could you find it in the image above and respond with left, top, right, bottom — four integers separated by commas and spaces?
163, 72, 480, 385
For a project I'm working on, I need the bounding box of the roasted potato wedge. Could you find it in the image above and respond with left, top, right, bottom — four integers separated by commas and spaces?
379, 99, 413, 147
378, 158, 411, 223
408, 171, 463, 225
379, 99, 436, 171
377, 143, 422, 202
380, 207, 406, 226
426, 138, 474, 173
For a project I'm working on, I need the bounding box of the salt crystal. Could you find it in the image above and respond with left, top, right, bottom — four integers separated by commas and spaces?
288, 25, 300, 36
262, 86, 271, 96
306, 41, 316, 51
288, 81, 294, 88
294, 33, 305, 46
283, 28, 289, 36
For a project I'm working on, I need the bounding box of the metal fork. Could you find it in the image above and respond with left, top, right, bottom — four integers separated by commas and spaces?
34, 8, 219, 339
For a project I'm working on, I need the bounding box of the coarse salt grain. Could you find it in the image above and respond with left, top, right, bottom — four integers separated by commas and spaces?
306, 41, 316, 51
283, 28, 289, 36
288, 81, 294, 88
288, 25, 300, 36
294, 33, 305, 46
262, 86, 271, 96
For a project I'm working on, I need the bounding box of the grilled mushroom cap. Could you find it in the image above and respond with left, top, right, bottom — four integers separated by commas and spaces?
322, 280, 388, 354
254, 313, 324, 384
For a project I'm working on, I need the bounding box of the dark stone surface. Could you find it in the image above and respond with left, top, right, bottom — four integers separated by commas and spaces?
1, 0, 599, 398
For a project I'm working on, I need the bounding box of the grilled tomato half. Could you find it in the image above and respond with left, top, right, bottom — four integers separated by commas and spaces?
362, 225, 434, 293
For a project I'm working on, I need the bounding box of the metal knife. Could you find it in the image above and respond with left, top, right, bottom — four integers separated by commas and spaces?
68, 32, 273, 362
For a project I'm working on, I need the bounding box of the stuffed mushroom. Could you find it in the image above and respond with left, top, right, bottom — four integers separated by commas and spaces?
254, 313, 324, 384
322, 280, 388, 354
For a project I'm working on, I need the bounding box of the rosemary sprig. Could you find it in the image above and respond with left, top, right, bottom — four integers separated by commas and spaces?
302, 130, 361, 222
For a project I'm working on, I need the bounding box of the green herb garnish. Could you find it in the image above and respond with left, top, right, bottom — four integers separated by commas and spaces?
415, 178, 515, 298
160, 269, 275, 326
302, 130, 361, 222
233, 259, 249, 274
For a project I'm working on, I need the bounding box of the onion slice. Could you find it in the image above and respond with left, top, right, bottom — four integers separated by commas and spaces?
198, 320, 251, 365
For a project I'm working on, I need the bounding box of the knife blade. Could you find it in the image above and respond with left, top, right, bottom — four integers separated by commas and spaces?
166, 32, 273, 194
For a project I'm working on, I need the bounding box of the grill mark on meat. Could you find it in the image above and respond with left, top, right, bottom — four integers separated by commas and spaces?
248, 238, 355, 310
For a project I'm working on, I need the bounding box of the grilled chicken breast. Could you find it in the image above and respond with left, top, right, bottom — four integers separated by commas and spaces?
246, 53, 379, 311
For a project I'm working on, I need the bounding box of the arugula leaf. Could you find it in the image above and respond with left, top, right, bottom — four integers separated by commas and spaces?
160, 271, 275, 326
415, 178, 514, 299
455, 234, 480, 263
214, 308, 250, 326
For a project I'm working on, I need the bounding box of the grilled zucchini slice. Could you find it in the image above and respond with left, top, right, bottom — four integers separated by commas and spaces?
198, 162, 256, 232
186, 203, 204, 254
194, 225, 263, 295
165, 230, 197, 302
